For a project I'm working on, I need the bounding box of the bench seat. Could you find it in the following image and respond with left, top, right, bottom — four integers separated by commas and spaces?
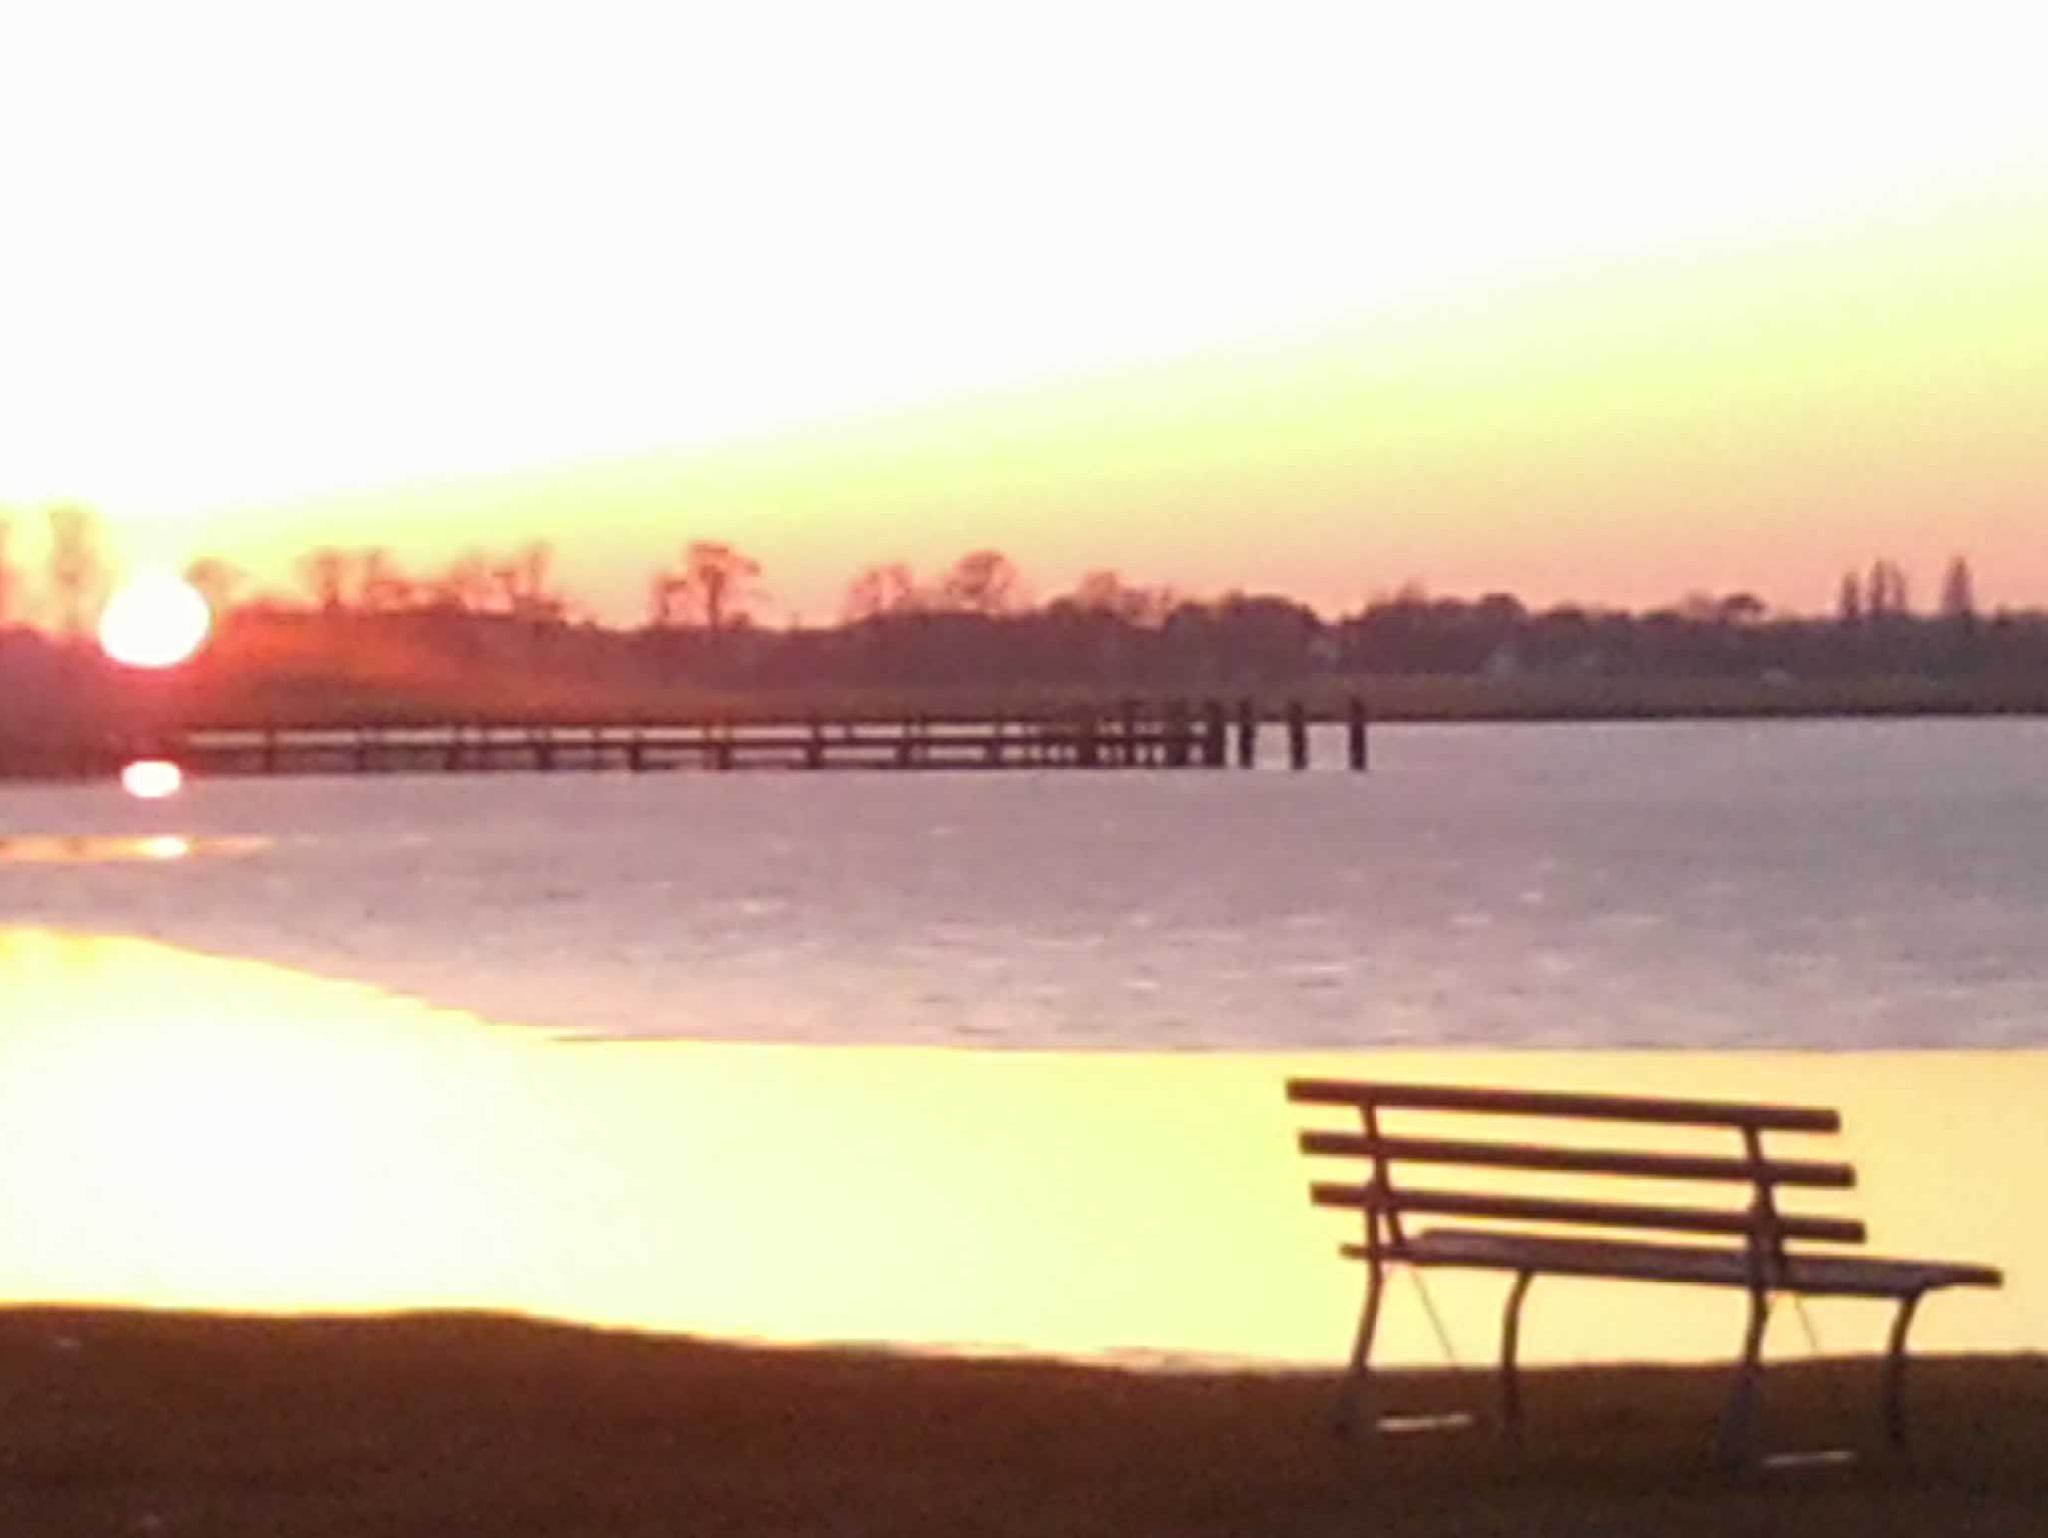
1350, 1228, 2003, 1297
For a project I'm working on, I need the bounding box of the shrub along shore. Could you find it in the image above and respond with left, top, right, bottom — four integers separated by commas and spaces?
2, 1309, 2042, 1536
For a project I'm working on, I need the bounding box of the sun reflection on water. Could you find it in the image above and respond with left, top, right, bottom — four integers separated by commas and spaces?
0, 836, 270, 866
0, 927, 2038, 1368
120, 760, 185, 800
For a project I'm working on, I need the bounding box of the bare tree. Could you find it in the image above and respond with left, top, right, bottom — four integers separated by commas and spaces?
938, 549, 1023, 616
183, 556, 245, 616
1865, 559, 1910, 619
1718, 592, 1766, 626
1940, 555, 1977, 623
298, 547, 352, 613
357, 547, 415, 611
647, 567, 683, 627
47, 505, 107, 638
0, 515, 15, 626
842, 561, 921, 622
1064, 569, 1175, 627
492, 541, 565, 623
428, 550, 493, 612
1836, 570, 1863, 626
651, 541, 764, 630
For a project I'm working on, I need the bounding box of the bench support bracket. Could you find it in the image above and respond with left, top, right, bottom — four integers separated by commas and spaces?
1883, 1291, 1924, 1451
1499, 1271, 1534, 1444
1334, 1260, 1385, 1436
1718, 1288, 1772, 1464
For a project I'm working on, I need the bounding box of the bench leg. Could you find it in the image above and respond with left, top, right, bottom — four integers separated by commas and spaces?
1499, 1271, 1534, 1445
1882, 1291, 1924, 1453
1718, 1288, 1772, 1466
1335, 1260, 1385, 1437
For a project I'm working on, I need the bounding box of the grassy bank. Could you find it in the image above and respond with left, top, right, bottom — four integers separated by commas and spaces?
2, 1310, 2042, 1536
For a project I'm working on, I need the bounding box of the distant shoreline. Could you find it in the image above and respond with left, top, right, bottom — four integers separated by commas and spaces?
82, 671, 2048, 729
6, 668, 2047, 776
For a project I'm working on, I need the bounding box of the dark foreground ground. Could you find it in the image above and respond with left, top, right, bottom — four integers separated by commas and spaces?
1, 1310, 2041, 1537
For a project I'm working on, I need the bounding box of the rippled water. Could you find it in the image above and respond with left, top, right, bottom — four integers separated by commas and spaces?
5, 719, 2047, 1048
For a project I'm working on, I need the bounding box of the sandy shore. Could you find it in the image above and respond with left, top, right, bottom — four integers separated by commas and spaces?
2, 1309, 2042, 1537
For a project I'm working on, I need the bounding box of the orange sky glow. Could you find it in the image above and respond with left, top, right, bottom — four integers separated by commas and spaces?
3, 4, 2044, 624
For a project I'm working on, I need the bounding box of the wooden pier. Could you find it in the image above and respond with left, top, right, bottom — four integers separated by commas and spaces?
31, 698, 1372, 779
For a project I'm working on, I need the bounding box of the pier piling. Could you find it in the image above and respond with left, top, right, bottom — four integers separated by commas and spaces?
1201, 700, 1227, 767
1163, 700, 1191, 768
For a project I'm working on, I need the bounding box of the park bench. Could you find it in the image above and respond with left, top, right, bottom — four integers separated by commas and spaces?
1286, 1078, 2003, 1458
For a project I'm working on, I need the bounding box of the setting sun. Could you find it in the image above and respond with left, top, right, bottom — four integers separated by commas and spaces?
98, 570, 213, 668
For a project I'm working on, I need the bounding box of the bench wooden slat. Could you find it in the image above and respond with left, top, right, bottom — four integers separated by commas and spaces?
1309, 1180, 1868, 1245
1297, 1131, 1857, 1189
1358, 1229, 2004, 1296
1286, 1077, 1840, 1132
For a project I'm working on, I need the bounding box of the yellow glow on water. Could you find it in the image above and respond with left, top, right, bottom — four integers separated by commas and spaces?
0, 928, 2039, 1369
0, 836, 267, 866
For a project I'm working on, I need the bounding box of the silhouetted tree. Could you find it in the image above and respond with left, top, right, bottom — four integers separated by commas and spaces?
842, 561, 921, 621
1866, 559, 1910, 619
647, 568, 681, 627
650, 541, 764, 630
183, 557, 244, 616
1936, 554, 1980, 668
1836, 570, 1863, 626
297, 548, 350, 613
1940, 556, 1977, 624
352, 548, 411, 611
47, 505, 107, 638
429, 551, 493, 612
88, 533, 2048, 701
938, 549, 1023, 616
0, 515, 15, 626
1059, 569, 1176, 627
492, 541, 565, 623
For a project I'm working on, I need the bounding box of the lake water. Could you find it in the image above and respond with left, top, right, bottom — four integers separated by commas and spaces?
1, 719, 2043, 1366
7, 720, 2047, 1049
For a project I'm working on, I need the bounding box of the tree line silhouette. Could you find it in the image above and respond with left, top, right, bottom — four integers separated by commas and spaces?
2, 507, 2046, 702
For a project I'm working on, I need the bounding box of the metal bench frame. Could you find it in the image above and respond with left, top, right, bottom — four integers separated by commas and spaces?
1287, 1078, 2003, 1460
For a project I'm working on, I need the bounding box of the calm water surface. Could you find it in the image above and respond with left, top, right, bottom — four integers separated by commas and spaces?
5, 720, 2046, 1049
1, 718, 2043, 1363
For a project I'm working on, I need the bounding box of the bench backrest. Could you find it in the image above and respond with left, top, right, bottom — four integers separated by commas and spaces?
1287, 1078, 1863, 1280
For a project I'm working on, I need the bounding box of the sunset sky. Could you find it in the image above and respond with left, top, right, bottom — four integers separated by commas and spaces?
4, 3, 2044, 624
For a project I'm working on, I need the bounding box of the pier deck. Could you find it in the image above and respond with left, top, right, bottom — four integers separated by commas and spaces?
7, 700, 1371, 779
